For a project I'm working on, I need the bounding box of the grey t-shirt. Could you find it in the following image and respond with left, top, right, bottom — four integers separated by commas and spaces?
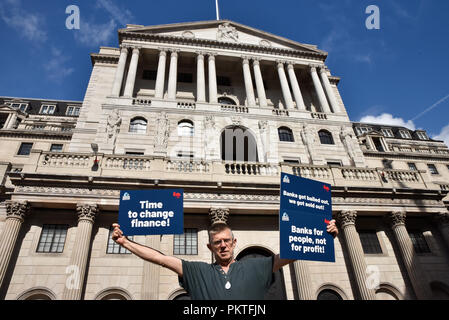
179, 256, 274, 300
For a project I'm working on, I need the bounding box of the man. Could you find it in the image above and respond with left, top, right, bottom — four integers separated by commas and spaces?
111, 220, 338, 300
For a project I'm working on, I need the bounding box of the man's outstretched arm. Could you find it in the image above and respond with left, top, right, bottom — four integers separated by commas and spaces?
111, 223, 183, 276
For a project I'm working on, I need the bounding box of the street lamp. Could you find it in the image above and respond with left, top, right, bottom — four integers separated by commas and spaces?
91, 143, 99, 171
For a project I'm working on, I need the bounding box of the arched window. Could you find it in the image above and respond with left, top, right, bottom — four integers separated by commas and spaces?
218, 96, 237, 105
129, 117, 147, 133
317, 289, 343, 300
178, 120, 194, 136
318, 130, 334, 145
278, 127, 294, 142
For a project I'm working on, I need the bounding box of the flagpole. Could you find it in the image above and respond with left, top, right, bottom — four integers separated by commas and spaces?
215, 0, 220, 20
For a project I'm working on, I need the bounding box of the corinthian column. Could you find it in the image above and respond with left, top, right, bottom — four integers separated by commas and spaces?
253, 59, 267, 108
167, 50, 179, 100
154, 49, 167, 99
123, 47, 140, 97
386, 211, 432, 300
319, 66, 340, 113
293, 260, 314, 300
62, 204, 98, 300
310, 65, 331, 113
111, 46, 129, 96
336, 210, 376, 300
434, 212, 449, 251
0, 201, 30, 289
208, 54, 218, 103
276, 61, 294, 109
287, 63, 306, 110
196, 52, 206, 102
209, 208, 230, 226
242, 57, 256, 107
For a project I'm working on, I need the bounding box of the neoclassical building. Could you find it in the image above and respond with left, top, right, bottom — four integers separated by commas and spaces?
0, 20, 449, 300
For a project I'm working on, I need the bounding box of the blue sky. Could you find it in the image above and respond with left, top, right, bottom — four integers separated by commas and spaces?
1, 0, 448, 144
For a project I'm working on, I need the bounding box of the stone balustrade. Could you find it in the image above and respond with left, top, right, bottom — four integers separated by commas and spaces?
40, 152, 92, 168
224, 161, 279, 176
104, 155, 151, 171
220, 104, 249, 113
166, 159, 209, 173
132, 98, 152, 106
310, 112, 328, 120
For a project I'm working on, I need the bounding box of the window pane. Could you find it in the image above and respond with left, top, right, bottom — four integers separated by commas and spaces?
37, 225, 68, 253
106, 228, 132, 254
18, 143, 33, 155
359, 231, 382, 254
409, 231, 431, 253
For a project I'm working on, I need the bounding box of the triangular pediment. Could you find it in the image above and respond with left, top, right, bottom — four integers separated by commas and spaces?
121, 20, 326, 55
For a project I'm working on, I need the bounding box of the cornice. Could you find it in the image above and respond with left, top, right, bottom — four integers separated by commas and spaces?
0, 129, 73, 140
90, 53, 120, 66
118, 31, 327, 61
363, 150, 449, 161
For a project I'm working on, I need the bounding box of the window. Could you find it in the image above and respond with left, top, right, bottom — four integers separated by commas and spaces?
125, 151, 144, 156
447, 165, 449, 171
10, 103, 28, 112
40, 105, 56, 115
37, 224, 68, 253
318, 130, 334, 145
283, 159, 300, 164
427, 164, 439, 175
17, 142, 33, 155
106, 227, 133, 254
416, 131, 428, 140
50, 144, 63, 152
408, 163, 417, 171
174, 229, 198, 255
359, 231, 383, 254
178, 73, 193, 83
381, 129, 394, 138
327, 161, 342, 167
356, 127, 372, 135
129, 117, 147, 133
372, 137, 385, 152
178, 120, 194, 136
382, 159, 393, 169
408, 231, 431, 254
66, 106, 80, 116
278, 127, 294, 142
399, 130, 411, 139
142, 70, 157, 80
218, 96, 236, 105
177, 151, 194, 158
317, 289, 343, 300
217, 76, 231, 87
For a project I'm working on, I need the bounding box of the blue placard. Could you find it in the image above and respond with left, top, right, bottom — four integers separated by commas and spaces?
118, 189, 184, 236
279, 173, 335, 262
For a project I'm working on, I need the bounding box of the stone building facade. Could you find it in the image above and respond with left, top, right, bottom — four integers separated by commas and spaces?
0, 20, 449, 300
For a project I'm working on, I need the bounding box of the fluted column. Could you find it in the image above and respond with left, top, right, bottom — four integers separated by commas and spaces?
386, 211, 432, 300
208, 54, 218, 103
242, 57, 256, 107
434, 212, 449, 251
111, 46, 129, 96
196, 52, 206, 102
293, 260, 314, 300
62, 204, 98, 300
154, 49, 167, 99
252, 59, 267, 108
141, 235, 161, 299
276, 61, 294, 109
123, 47, 140, 97
6, 113, 17, 129
287, 63, 306, 110
336, 210, 376, 300
0, 201, 30, 289
167, 50, 179, 100
319, 66, 340, 113
310, 65, 331, 113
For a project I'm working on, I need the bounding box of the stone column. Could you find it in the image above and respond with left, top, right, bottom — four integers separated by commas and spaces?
293, 260, 314, 300
0, 201, 30, 289
154, 49, 167, 99
336, 210, 376, 300
310, 65, 331, 113
208, 54, 218, 103
167, 50, 179, 100
276, 61, 294, 109
62, 204, 98, 300
252, 59, 267, 108
6, 113, 18, 129
111, 46, 129, 96
242, 57, 256, 107
287, 63, 306, 110
123, 47, 140, 97
386, 211, 432, 300
434, 212, 449, 251
196, 52, 206, 102
141, 235, 161, 299
319, 66, 340, 113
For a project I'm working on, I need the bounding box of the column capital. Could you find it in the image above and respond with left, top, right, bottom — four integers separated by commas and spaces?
386, 211, 406, 228
196, 51, 206, 58
276, 59, 287, 67
209, 208, 230, 226
309, 64, 321, 72
169, 49, 179, 57
158, 50, 168, 57
5, 201, 30, 223
76, 204, 99, 223
287, 63, 296, 70
318, 65, 328, 73
336, 210, 357, 228
252, 58, 261, 66
119, 45, 130, 53
241, 56, 251, 63
207, 52, 217, 59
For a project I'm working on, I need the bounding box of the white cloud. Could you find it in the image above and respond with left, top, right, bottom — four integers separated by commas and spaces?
44, 47, 75, 81
359, 113, 416, 130
0, 0, 47, 42
96, 0, 134, 28
74, 19, 116, 46
434, 124, 449, 147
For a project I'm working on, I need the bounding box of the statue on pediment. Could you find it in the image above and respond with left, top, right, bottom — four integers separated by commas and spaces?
217, 22, 239, 42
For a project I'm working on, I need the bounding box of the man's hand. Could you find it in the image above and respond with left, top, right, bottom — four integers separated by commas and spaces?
326, 219, 338, 238
111, 223, 127, 246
